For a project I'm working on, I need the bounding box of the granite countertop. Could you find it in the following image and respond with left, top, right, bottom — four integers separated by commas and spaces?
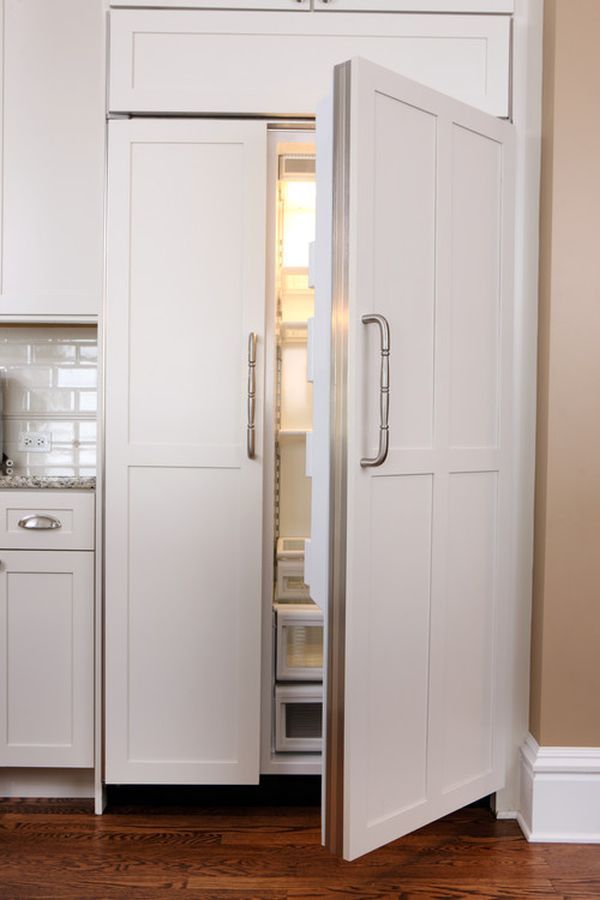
0, 475, 96, 490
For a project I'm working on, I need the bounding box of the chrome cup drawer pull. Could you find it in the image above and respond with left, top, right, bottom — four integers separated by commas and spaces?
17, 514, 62, 531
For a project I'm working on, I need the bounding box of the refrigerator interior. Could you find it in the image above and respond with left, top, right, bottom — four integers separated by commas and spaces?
266, 136, 324, 768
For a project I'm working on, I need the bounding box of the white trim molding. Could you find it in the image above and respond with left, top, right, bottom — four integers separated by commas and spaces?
517, 733, 600, 842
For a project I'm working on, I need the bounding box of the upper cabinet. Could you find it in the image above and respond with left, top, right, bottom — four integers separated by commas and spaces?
0, 0, 105, 321
108, 10, 511, 117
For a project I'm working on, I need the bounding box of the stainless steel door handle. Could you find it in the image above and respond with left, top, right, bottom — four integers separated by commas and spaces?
18, 514, 62, 530
247, 332, 257, 459
360, 314, 390, 468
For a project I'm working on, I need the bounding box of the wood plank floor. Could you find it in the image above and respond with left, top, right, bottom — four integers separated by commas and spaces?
1, 799, 600, 898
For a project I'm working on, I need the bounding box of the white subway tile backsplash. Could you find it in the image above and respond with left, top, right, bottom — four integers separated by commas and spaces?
33, 343, 77, 364
57, 367, 97, 388
78, 392, 97, 413
29, 390, 76, 414
79, 345, 98, 363
79, 421, 97, 442
0, 326, 97, 476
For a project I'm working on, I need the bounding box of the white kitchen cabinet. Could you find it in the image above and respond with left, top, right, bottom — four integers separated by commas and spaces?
108, 10, 510, 117
0, 549, 94, 767
0, 0, 105, 321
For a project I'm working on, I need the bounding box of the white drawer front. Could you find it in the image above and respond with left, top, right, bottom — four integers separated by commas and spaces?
109, 11, 510, 117
0, 491, 95, 550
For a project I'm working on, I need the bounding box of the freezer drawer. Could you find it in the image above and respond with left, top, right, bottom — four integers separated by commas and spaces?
275, 684, 323, 753
276, 604, 323, 681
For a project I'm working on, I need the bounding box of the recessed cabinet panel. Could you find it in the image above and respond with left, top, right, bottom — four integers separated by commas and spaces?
0, 0, 105, 319
449, 125, 502, 450
366, 92, 436, 455
109, 11, 510, 117
0, 551, 94, 767
126, 466, 247, 765
128, 141, 244, 455
442, 472, 497, 793
365, 475, 433, 824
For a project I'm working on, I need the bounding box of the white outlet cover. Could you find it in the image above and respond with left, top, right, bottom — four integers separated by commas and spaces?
18, 431, 51, 453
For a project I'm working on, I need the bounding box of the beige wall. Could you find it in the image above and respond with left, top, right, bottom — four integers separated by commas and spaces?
531, 0, 600, 746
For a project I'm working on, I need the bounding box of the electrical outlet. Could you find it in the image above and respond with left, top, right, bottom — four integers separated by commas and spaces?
18, 431, 51, 453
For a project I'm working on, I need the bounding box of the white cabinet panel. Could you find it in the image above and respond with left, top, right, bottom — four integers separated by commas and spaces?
0, 550, 94, 767
0, 0, 105, 320
443, 472, 497, 792
449, 124, 502, 449
105, 119, 266, 784
109, 11, 510, 117
367, 91, 436, 452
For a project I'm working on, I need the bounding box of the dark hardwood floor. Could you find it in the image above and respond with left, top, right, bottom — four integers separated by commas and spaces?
1, 791, 600, 898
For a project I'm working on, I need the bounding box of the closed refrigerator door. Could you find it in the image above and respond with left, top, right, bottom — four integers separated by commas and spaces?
105, 118, 266, 784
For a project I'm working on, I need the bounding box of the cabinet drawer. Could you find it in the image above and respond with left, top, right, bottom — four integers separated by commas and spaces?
0, 550, 94, 767
276, 604, 323, 681
0, 491, 95, 550
109, 10, 510, 117
275, 684, 323, 752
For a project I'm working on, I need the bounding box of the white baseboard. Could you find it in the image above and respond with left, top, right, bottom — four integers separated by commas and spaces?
518, 733, 600, 842
0, 768, 94, 799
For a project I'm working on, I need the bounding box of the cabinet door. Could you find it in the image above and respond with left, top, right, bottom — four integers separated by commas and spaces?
319, 59, 515, 860
0, 0, 105, 320
0, 550, 94, 767
105, 119, 266, 784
